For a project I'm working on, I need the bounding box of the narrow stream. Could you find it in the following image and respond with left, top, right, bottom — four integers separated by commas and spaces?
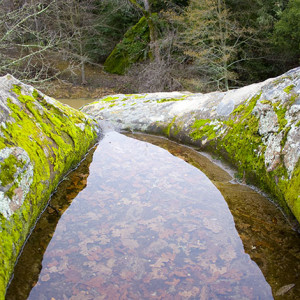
6, 132, 300, 300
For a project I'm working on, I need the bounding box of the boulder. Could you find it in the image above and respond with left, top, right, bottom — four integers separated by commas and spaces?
104, 16, 150, 75
82, 67, 300, 224
0, 75, 100, 298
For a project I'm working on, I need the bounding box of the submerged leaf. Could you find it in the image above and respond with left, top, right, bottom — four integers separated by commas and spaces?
275, 284, 295, 296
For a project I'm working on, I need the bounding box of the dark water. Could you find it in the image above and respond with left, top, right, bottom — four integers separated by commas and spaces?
6, 132, 300, 299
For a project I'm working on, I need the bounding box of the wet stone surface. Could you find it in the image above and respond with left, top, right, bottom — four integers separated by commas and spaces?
6, 132, 300, 300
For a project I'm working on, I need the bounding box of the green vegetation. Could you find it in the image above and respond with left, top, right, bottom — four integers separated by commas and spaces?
104, 16, 150, 75
157, 96, 188, 103
283, 84, 295, 94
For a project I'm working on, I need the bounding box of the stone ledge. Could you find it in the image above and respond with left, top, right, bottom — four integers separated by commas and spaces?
0, 75, 100, 299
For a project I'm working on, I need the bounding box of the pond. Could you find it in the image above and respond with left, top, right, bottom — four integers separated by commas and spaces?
6, 132, 300, 300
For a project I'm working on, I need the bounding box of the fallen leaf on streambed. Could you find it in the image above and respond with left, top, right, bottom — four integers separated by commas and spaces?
219, 245, 236, 262
41, 274, 50, 282
150, 256, 170, 268
203, 217, 222, 233
166, 278, 180, 286
179, 287, 200, 298
122, 238, 139, 249
275, 284, 295, 296
70, 291, 94, 300
64, 269, 82, 283
172, 270, 189, 278
84, 276, 104, 289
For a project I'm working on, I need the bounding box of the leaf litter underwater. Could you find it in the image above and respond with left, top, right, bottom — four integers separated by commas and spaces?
6, 132, 300, 300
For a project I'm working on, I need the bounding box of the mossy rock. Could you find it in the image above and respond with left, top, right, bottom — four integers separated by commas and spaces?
104, 16, 150, 75
0, 75, 100, 299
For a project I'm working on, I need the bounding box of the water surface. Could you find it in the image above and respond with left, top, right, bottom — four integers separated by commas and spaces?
6, 132, 300, 299
57, 98, 94, 109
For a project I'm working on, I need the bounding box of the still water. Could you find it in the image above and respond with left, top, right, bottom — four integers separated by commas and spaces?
57, 98, 94, 109
6, 132, 300, 299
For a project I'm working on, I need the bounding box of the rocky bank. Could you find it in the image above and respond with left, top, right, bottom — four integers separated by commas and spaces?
82, 67, 300, 225
0, 75, 100, 299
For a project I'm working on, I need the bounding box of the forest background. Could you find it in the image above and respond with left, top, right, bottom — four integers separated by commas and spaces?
0, 0, 299, 97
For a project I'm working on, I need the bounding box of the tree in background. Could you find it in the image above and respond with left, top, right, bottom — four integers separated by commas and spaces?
0, 0, 139, 84
272, 0, 300, 65
175, 0, 253, 91
0, 0, 60, 83
224, 0, 290, 82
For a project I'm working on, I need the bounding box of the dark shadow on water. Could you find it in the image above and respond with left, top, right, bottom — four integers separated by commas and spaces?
6, 132, 300, 300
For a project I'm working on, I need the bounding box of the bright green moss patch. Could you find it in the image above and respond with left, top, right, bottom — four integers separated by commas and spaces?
125, 94, 147, 100
100, 96, 119, 103
285, 162, 300, 221
0, 155, 18, 187
157, 96, 188, 103
260, 100, 272, 105
283, 84, 295, 94
274, 105, 288, 130
163, 117, 176, 137
190, 119, 219, 141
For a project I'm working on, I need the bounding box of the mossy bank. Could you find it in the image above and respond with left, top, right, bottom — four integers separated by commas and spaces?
0, 75, 100, 299
82, 67, 300, 226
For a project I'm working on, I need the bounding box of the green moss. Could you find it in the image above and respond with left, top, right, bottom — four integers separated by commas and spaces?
274, 105, 288, 130
163, 117, 176, 137
11, 84, 22, 95
283, 84, 295, 94
190, 119, 218, 141
285, 161, 300, 221
125, 94, 147, 100
231, 104, 245, 115
260, 100, 272, 105
0, 155, 18, 187
100, 96, 119, 103
104, 16, 150, 75
157, 96, 188, 103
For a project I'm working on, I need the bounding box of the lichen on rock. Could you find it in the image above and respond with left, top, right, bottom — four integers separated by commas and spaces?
81, 67, 300, 225
0, 147, 33, 219
0, 75, 100, 299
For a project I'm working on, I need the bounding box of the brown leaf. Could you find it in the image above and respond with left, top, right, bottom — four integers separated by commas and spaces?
275, 284, 295, 296
41, 274, 50, 282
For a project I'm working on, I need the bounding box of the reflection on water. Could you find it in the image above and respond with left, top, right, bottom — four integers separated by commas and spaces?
6, 132, 300, 299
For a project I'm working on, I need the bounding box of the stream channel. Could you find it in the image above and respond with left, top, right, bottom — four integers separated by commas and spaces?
6, 129, 300, 299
